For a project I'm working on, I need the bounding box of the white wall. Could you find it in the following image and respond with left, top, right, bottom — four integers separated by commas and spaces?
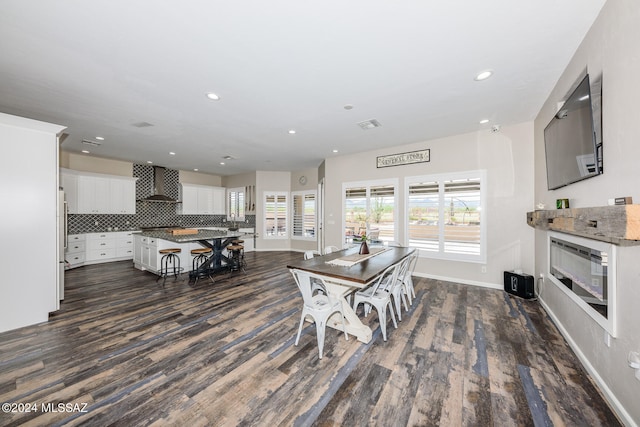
324, 122, 535, 288
0, 113, 66, 333
60, 151, 133, 177
533, 0, 640, 423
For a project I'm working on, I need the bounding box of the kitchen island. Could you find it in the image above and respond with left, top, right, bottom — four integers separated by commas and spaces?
133, 229, 245, 280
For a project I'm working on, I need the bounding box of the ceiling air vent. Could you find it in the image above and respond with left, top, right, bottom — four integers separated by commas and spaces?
357, 119, 382, 130
132, 121, 154, 128
82, 139, 102, 147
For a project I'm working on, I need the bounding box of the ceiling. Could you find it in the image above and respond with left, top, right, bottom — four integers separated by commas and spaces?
0, 0, 606, 176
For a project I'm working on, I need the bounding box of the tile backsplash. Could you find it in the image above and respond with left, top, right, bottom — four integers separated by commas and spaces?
66, 164, 255, 234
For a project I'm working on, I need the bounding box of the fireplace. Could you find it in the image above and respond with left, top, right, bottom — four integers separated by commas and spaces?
547, 232, 617, 336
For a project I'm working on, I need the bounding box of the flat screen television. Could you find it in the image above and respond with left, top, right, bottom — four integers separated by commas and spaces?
544, 74, 602, 190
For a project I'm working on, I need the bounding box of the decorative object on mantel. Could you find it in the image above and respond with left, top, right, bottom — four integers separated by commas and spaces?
615, 196, 633, 205
556, 199, 570, 209
527, 205, 640, 246
376, 149, 430, 168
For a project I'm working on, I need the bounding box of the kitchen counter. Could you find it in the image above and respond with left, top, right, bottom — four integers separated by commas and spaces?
138, 228, 244, 243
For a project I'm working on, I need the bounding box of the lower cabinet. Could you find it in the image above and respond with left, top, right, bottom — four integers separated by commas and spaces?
65, 234, 86, 268
133, 236, 198, 275
65, 231, 135, 269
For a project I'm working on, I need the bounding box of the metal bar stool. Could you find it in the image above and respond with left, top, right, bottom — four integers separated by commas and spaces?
232, 239, 246, 268
226, 244, 245, 273
157, 248, 183, 287
191, 247, 214, 285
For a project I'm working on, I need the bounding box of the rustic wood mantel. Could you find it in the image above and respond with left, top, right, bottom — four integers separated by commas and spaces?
527, 205, 640, 246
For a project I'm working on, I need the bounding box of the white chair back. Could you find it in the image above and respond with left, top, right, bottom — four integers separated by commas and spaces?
324, 245, 339, 254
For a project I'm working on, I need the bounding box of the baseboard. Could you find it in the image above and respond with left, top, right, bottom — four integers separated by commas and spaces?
413, 271, 502, 291
538, 297, 635, 427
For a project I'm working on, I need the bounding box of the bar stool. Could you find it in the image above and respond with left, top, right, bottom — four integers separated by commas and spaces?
191, 247, 214, 285
232, 239, 246, 268
226, 244, 245, 273
157, 248, 183, 287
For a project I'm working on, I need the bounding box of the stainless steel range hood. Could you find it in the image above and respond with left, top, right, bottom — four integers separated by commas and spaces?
139, 166, 179, 203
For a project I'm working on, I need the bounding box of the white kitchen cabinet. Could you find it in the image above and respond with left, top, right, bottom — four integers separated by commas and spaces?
65, 234, 86, 268
133, 236, 198, 274
61, 169, 137, 214
212, 187, 226, 214
116, 231, 135, 258
78, 175, 110, 214
71, 231, 137, 266
61, 172, 79, 214
180, 183, 226, 215
110, 178, 137, 214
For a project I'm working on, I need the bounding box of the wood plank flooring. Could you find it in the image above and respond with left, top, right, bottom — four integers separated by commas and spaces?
0, 251, 621, 426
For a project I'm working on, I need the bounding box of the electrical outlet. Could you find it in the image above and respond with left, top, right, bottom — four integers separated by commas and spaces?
94, 220, 99, 226
539, 272, 545, 279
481, 266, 487, 273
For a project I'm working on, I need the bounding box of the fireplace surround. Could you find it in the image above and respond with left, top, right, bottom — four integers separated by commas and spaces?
547, 231, 617, 336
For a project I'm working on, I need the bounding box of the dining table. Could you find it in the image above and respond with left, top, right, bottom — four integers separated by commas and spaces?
287, 246, 415, 343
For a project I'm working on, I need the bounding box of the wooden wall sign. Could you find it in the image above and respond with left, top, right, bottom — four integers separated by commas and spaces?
376, 149, 430, 168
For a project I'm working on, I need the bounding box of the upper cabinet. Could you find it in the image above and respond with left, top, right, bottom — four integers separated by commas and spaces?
180, 183, 225, 215
61, 169, 137, 214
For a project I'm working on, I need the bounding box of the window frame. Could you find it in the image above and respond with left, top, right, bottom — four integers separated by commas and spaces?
342, 178, 399, 244
227, 187, 245, 222
404, 170, 486, 263
291, 190, 317, 241
263, 191, 288, 239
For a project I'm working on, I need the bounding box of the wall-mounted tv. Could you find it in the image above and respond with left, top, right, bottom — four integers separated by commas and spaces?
544, 74, 602, 190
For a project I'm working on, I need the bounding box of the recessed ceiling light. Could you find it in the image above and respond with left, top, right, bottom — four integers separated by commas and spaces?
288, 129, 296, 134
81, 150, 90, 154
169, 151, 176, 155
332, 149, 338, 153
475, 70, 493, 81
206, 92, 220, 100
147, 160, 153, 164
95, 136, 104, 141
220, 162, 225, 165
479, 119, 490, 124
193, 168, 199, 172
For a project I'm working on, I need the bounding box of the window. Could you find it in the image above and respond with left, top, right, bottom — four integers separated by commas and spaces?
343, 180, 397, 244
227, 187, 245, 221
292, 191, 316, 240
264, 192, 288, 238
406, 170, 485, 262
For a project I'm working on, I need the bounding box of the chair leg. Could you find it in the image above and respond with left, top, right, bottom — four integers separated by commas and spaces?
295, 310, 306, 346
317, 318, 326, 359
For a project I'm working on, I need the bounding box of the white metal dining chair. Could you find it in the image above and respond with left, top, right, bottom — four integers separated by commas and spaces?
402, 250, 419, 305
352, 262, 399, 341
323, 245, 339, 254
302, 250, 325, 295
290, 269, 349, 359
387, 256, 411, 321
303, 250, 321, 260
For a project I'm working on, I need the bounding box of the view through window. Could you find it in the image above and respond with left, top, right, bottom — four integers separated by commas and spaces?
407, 171, 484, 262
344, 181, 396, 244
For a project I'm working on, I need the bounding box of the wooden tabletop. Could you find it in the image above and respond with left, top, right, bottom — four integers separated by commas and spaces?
286, 246, 415, 285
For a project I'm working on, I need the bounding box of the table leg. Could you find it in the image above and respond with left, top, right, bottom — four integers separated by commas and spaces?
324, 282, 372, 344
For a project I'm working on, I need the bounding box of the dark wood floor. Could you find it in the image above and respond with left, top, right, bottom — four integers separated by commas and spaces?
0, 251, 620, 426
